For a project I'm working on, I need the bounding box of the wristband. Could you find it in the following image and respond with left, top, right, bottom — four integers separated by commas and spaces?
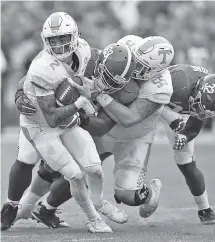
74, 96, 86, 109
15, 89, 24, 103
96, 94, 113, 107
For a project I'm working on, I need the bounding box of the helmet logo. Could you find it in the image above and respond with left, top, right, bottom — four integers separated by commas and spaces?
103, 46, 113, 63
158, 49, 171, 64
49, 15, 63, 32
203, 83, 215, 94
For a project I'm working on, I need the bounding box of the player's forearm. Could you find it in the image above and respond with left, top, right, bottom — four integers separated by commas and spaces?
85, 116, 115, 137
179, 117, 204, 142
50, 105, 79, 128
37, 95, 79, 128
96, 97, 141, 128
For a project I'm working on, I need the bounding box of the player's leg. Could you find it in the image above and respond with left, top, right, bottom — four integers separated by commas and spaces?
16, 161, 59, 220
1, 129, 39, 231
31, 150, 112, 228
164, 116, 215, 224
113, 138, 162, 218
25, 126, 111, 232
62, 127, 127, 224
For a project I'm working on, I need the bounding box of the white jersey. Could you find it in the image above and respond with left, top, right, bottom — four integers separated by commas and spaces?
104, 69, 173, 142
20, 38, 91, 128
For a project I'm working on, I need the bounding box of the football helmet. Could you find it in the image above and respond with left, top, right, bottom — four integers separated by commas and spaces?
94, 43, 136, 94
41, 12, 78, 60
189, 74, 215, 120
131, 36, 174, 81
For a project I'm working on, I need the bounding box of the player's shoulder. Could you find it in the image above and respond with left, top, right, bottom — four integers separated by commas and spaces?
84, 47, 102, 77
76, 38, 91, 57
28, 50, 62, 89
138, 69, 173, 104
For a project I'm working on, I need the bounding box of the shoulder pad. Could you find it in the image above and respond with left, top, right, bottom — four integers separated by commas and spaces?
139, 69, 173, 104
84, 48, 102, 77
75, 38, 92, 75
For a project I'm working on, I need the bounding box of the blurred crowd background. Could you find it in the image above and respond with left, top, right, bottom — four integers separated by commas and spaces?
1, 1, 215, 131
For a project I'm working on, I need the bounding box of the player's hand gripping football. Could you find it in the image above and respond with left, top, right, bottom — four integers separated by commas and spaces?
15, 89, 37, 116
173, 134, 187, 150
68, 75, 93, 100
59, 109, 89, 129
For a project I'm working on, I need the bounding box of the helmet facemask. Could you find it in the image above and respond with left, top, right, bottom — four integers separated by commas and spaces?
132, 50, 167, 81
42, 33, 78, 61
94, 63, 129, 94
189, 78, 215, 120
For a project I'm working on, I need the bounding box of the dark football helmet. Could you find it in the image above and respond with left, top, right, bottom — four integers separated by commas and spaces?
94, 43, 136, 93
189, 74, 215, 120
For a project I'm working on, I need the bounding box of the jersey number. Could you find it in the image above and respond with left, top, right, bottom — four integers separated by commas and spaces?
49, 60, 60, 70
151, 76, 167, 88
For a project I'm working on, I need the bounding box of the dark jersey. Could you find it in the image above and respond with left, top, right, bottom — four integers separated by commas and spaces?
167, 64, 209, 114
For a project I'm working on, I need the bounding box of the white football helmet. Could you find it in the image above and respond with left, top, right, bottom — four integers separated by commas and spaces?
132, 36, 174, 80
117, 35, 143, 51
41, 12, 79, 60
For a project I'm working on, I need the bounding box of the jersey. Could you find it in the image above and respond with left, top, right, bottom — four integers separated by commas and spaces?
167, 64, 209, 114
105, 69, 173, 142
20, 38, 92, 128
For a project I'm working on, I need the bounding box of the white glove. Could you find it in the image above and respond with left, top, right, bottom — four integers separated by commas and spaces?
173, 134, 187, 150
74, 96, 96, 116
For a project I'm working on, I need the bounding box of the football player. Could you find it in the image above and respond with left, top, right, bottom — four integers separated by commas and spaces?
13, 35, 176, 228
13, 36, 215, 227
160, 66, 215, 224
1, 12, 135, 232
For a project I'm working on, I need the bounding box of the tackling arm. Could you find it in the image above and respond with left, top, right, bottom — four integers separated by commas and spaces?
84, 109, 116, 136
97, 96, 161, 128
179, 116, 204, 142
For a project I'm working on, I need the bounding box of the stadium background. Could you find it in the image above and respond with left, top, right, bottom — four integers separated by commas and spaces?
1, 1, 215, 242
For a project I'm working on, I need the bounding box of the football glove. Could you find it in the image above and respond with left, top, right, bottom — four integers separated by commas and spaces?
173, 134, 187, 150
15, 89, 37, 116
59, 113, 81, 129
169, 118, 185, 132
58, 110, 90, 130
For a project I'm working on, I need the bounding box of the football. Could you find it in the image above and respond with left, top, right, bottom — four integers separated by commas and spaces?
111, 79, 139, 105
55, 77, 82, 106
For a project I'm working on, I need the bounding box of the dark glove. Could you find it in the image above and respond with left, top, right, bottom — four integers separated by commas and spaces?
169, 118, 185, 132
15, 89, 37, 116
58, 109, 89, 130
78, 108, 90, 128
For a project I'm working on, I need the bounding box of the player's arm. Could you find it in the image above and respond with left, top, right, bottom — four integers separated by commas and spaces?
85, 109, 116, 136
96, 94, 161, 128
161, 106, 185, 132
173, 116, 204, 150
34, 78, 87, 128
15, 76, 37, 115
179, 116, 204, 142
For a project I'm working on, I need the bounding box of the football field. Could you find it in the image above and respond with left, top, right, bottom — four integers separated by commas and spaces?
1, 131, 215, 242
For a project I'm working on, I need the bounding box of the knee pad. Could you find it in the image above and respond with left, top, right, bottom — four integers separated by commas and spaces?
85, 165, 104, 180
38, 160, 60, 183
174, 152, 195, 165
114, 165, 146, 191
59, 161, 82, 181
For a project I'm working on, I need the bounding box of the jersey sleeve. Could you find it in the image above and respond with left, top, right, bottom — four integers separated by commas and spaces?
84, 48, 102, 78
31, 75, 54, 97
139, 69, 173, 104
